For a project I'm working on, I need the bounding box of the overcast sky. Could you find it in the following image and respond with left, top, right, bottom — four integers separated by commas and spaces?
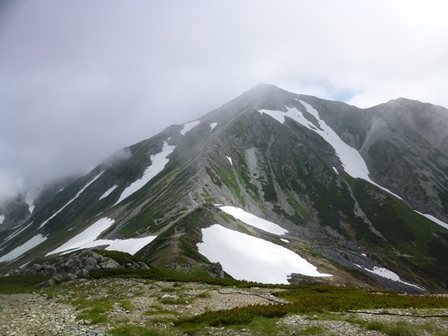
1, 0, 448, 203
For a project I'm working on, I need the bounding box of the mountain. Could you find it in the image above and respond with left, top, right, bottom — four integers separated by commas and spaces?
0, 177, 77, 232
1, 84, 448, 293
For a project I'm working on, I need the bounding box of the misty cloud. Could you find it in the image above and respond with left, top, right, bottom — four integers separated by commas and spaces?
1, 0, 448, 203
0, 170, 23, 205
103, 148, 133, 168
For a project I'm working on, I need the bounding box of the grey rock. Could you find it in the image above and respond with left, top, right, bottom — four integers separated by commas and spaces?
100, 258, 120, 269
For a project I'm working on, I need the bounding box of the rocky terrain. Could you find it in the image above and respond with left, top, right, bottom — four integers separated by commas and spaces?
13, 250, 149, 287
1, 277, 448, 336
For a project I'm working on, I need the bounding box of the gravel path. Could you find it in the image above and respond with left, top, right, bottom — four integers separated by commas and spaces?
1, 278, 447, 335
0, 293, 106, 336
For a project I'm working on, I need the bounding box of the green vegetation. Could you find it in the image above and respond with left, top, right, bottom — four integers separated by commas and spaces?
95, 250, 146, 265
176, 284, 448, 328
347, 318, 448, 336
0, 274, 49, 294
351, 176, 448, 290
208, 159, 245, 205
108, 325, 175, 336
2, 272, 448, 335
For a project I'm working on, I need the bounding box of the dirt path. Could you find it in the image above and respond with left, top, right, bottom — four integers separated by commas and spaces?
1, 278, 447, 335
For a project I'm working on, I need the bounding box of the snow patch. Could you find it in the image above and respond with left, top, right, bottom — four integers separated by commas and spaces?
355, 264, 424, 290
418, 212, 448, 230
0, 234, 47, 262
210, 122, 217, 131
39, 171, 104, 228
105, 237, 157, 255
280, 238, 289, 243
332, 167, 339, 175
181, 120, 200, 135
226, 156, 233, 165
46, 217, 157, 256
47, 217, 115, 255
198, 224, 331, 284
0, 215, 4, 225
259, 102, 401, 199
115, 142, 176, 205
0, 222, 33, 248
99, 185, 118, 200
220, 206, 287, 235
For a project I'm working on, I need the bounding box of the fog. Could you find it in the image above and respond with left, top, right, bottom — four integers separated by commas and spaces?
1, 0, 448, 203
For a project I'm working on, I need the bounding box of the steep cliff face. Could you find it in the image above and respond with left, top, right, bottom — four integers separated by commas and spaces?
1, 84, 448, 292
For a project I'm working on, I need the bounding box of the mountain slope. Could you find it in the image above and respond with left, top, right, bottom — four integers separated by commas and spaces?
1, 84, 448, 292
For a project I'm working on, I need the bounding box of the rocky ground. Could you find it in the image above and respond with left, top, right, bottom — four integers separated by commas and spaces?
1, 278, 447, 335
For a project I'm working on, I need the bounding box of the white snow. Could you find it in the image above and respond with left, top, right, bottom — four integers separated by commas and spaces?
19, 261, 31, 269
365, 266, 423, 289
198, 224, 331, 284
226, 156, 233, 165
332, 167, 339, 175
105, 237, 157, 255
259, 102, 401, 199
355, 264, 424, 290
417, 212, 448, 230
47, 217, 115, 255
0, 234, 47, 262
0, 215, 4, 225
99, 185, 118, 200
210, 122, 217, 131
280, 238, 289, 243
46, 217, 156, 256
115, 142, 176, 205
220, 206, 288, 235
39, 171, 104, 228
181, 120, 200, 135
0, 222, 33, 248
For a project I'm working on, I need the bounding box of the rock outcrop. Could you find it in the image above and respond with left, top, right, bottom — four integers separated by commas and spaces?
13, 249, 149, 287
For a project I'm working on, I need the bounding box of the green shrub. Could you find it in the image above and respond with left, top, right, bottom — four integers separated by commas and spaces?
176, 285, 448, 328
364, 321, 417, 336
108, 325, 174, 336
0, 274, 49, 294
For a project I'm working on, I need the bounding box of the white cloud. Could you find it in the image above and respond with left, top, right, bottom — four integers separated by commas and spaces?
1, 0, 448, 195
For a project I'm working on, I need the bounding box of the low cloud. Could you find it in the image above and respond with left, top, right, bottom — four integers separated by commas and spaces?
0, 170, 24, 206
103, 147, 132, 168
1, 1, 448, 202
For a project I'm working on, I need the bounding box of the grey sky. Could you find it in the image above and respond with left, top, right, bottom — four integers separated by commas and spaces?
1, 0, 448, 202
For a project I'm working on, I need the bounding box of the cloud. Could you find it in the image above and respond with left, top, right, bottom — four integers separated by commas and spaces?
0, 170, 23, 205
1, 0, 448, 200
103, 148, 132, 168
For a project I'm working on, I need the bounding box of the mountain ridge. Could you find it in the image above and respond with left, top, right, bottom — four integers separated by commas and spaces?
1, 84, 448, 293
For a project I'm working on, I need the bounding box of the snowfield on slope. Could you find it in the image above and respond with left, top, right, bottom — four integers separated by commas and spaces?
259, 101, 401, 199
220, 206, 287, 235
355, 264, 424, 291
39, 171, 104, 229
46, 217, 156, 256
0, 223, 33, 249
0, 234, 47, 262
115, 141, 176, 205
99, 185, 118, 200
181, 120, 200, 135
417, 212, 448, 231
197, 224, 331, 284
259, 102, 448, 237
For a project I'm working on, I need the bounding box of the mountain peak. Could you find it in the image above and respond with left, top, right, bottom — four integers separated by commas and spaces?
1, 86, 448, 292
